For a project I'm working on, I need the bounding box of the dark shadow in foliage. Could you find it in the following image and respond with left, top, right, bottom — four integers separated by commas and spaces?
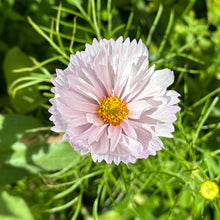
0, 165, 31, 186
0, 114, 42, 185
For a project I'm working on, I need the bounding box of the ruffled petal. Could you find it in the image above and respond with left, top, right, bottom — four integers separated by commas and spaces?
108, 124, 122, 152
128, 100, 152, 119
120, 135, 143, 157
91, 129, 110, 154
120, 119, 137, 139
86, 113, 103, 126
136, 68, 174, 100
88, 124, 108, 145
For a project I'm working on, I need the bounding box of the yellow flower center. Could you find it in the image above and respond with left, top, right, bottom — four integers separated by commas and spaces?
97, 96, 128, 126
200, 180, 219, 200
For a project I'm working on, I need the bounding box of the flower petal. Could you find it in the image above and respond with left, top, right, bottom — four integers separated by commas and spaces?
93, 47, 114, 95
128, 100, 152, 119
108, 124, 122, 152
136, 68, 174, 99
154, 123, 175, 138
91, 129, 110, 154
86, 113, 103, 126
120, 135, 143, 157
88, 124, 108, 145
120, 119, 137, 139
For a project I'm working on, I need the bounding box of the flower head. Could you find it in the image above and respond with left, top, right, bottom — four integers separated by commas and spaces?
49, 37, 180, 165
200, 180, 219, 200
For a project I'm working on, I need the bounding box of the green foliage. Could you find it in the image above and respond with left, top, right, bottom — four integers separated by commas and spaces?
0, 0, 220, 220
0, 190, 34, 220
0, 114, 81, 185
3, 47, 45, 113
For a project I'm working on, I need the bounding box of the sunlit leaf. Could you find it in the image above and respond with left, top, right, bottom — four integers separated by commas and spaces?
0, 190, 34, 220
3, 47, 44, 113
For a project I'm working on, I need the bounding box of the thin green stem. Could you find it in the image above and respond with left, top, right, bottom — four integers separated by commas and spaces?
92, 179, 104, 220
91, 0, 101, 40
97, 0, 101, 28
146, 4, 163, 46
181, 0, 197, 18
56, 2, 64, 52
13, 56, 61, 74
28, 17, 69, 60
190, 87, 220, 109
69, 16, 77, 54
192, 97, 219, 146
44, 197, 78, 213
107, 0, 112, 34
158, 10, 174, 54
124, 10, 134, 39
70, 189, 83, 220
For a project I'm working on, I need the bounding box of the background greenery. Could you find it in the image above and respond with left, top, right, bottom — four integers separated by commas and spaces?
0, 0, 220, 219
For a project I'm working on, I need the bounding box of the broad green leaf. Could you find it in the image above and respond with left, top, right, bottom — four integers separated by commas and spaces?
0, 114, 81, 185
31, 141, 81, 171
0, 190, 34, 220
177, 189, 192, 209
204, 155, 220, 179
1, 141, 81, 173
192, 194, 205, 219
3, 47, 43, 113
0, 113, 41, 185
0, 140, 81, 185
0, 114, 41, 150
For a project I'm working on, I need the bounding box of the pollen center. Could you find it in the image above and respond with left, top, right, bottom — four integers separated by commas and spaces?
97, 96, 128, 126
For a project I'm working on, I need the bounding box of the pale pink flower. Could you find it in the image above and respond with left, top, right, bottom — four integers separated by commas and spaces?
49, 37, 180, 165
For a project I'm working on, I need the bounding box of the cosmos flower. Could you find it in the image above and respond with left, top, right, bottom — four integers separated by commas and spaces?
49, 37, 180, 165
